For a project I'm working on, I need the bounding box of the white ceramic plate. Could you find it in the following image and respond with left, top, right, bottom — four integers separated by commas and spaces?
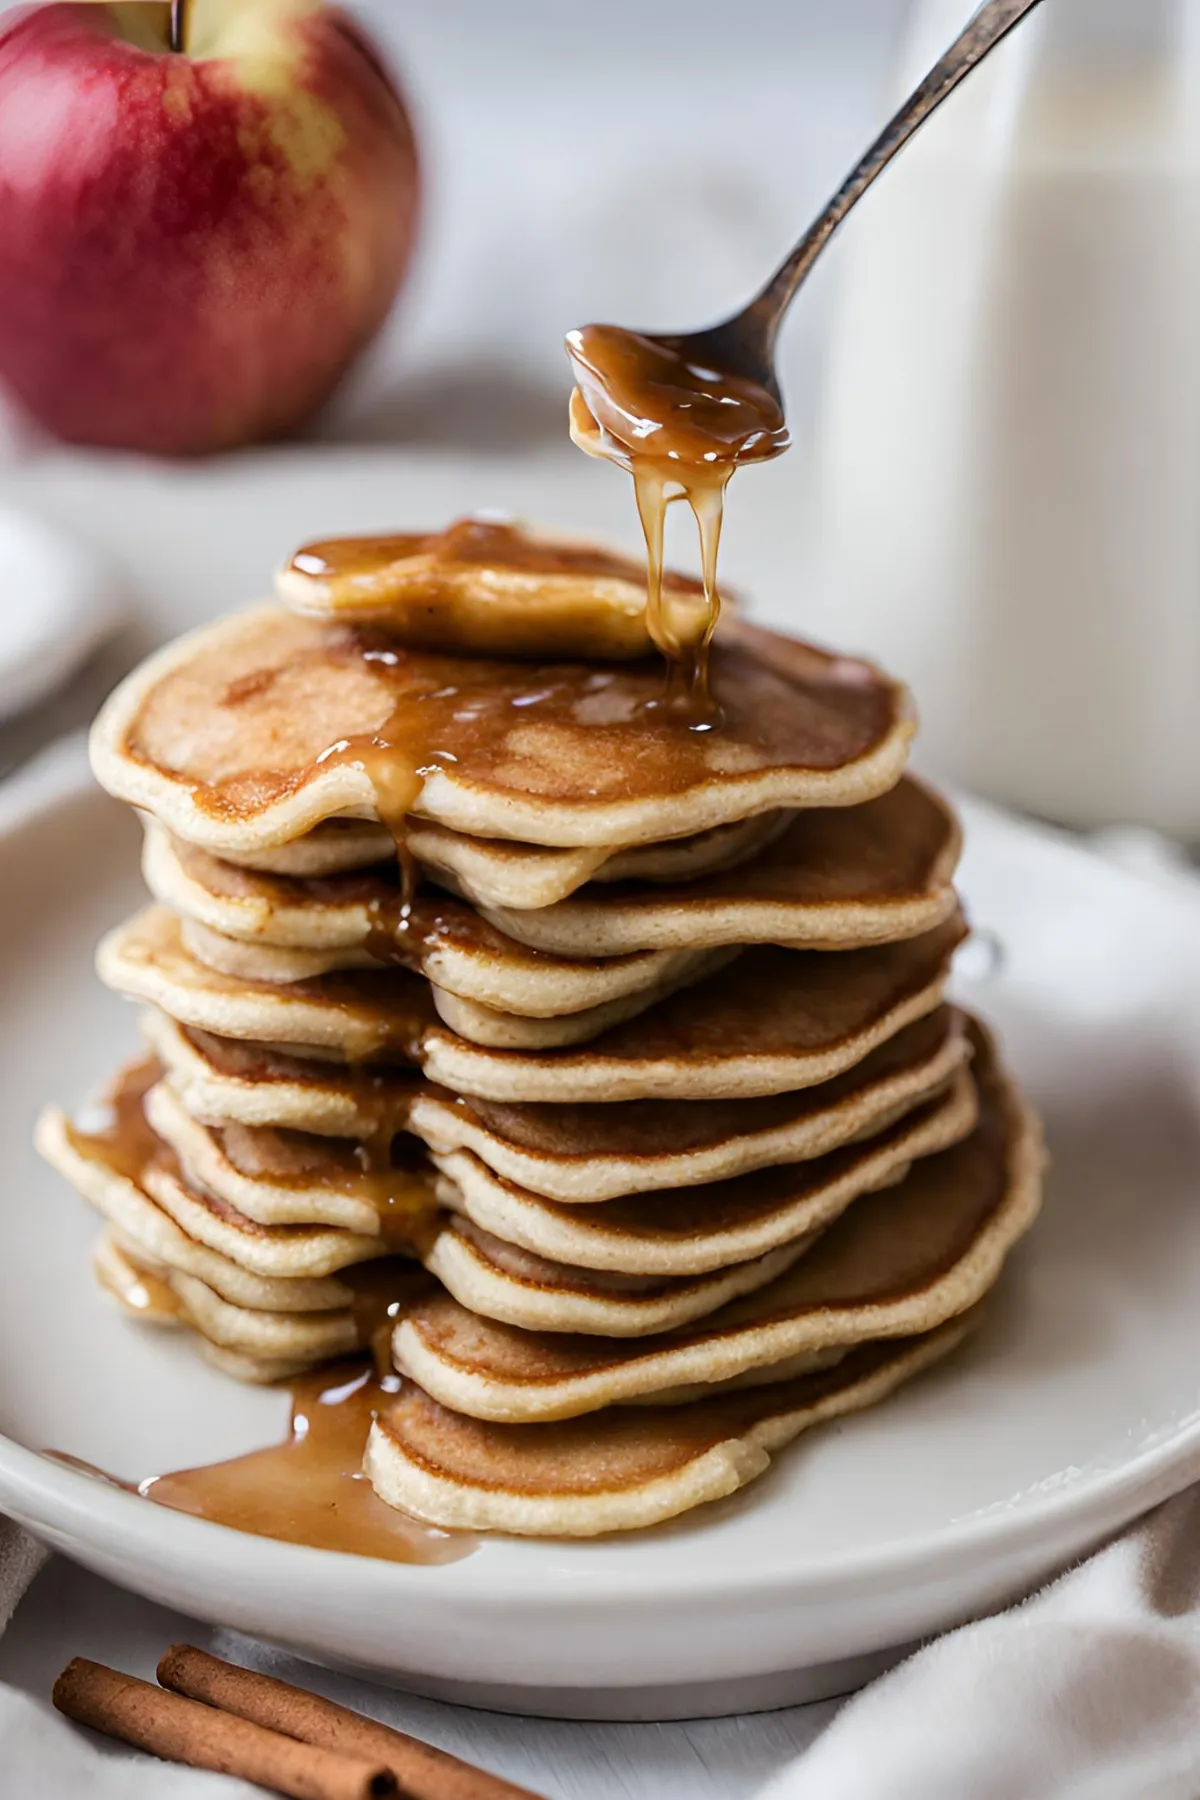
0, 509, 125, 725
2, 745, 1200, 1721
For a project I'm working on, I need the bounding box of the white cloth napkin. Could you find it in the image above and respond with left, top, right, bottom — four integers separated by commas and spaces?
760, 1489, 1200, 1800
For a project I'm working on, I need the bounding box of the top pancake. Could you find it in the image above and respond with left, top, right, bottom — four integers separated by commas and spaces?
90, 605, 914, 854
278, 517, 717, 659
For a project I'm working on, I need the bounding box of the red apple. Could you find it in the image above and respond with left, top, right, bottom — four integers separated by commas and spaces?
0, 0, 419, 453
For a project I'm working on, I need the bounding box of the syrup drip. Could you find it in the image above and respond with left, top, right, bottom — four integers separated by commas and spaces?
66, 1057, 166, 1184
54, 1362, 471, 1565
75, 1057, 438, 1260
631, 455, 730, 718
94, 1237, 183, 1324
566, 323, 789, 718
341, 1261, 435, 1379
349, 1137, 438, 1255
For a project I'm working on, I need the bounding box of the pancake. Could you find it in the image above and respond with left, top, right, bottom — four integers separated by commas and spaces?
141, 1059, 975, 1276
139, 1160, 389, 1281
473, 779, 961, 956
142, 1013, 421, 1139
145, 781, 955, 961
276, 518, 715, 658
144, 1078, 432, 1235
405, 809, 791, 912
422, 1218, 817, 1337
90, 605, 914, 855
218, 814, 788, 896
392, 1027, 1042, 1421
92, 1231, 186, 1328
93, 1228, 331, 1383
431, 1071, 978, 1274
102, 910, 965, 1102
410, 1007, 969, 1201
221, 819, 396, 877
48, 1093, 818, 1341
147, 831, 731, 1022
365, 1317, 974, 1536
168, 1268, 360, 1367
177, 917, 736, 1051
37, 1107, 359, 1314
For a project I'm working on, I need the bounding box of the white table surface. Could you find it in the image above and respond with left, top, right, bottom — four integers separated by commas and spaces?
0, 4, 906, 1788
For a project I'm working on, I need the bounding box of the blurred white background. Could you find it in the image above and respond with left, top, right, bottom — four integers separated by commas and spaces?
325, 0, 907, 448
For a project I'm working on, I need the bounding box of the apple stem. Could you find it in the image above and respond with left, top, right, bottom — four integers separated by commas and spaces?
170, 0, 187, 52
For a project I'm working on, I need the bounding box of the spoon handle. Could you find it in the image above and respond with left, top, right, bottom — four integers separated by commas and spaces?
753, 0, 1045, 337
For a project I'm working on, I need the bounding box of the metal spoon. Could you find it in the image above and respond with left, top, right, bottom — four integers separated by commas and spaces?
648, 0, 1046, 405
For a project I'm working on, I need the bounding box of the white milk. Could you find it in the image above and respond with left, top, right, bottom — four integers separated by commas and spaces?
812, 0, 1200, 831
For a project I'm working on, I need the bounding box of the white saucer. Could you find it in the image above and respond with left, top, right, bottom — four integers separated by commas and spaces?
1, 747, 1199, 1721
0, 509, 125, 725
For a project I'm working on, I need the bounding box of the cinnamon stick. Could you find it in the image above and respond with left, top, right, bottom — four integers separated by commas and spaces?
54, 1659, 398, 1800
158, 1644, 547, 1800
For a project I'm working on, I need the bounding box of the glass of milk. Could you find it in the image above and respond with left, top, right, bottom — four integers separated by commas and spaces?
812, 0, 1200, 833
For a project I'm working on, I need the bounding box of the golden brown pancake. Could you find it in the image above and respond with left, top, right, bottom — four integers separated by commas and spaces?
422, 1217, 817, 1337
366, 1316, 975, 1536
217, 810, 788, 893
144, 1078, 430, 1235
411, 1008, 969, 1201
37, 1108, 362, 1316
405, 809, 791, 911
142, 1013, 421, 1139
473, 778, 961, 956
101, 909, 965, 1102
431, 1071, 978, 1275
276, 518, 713, 659
90, 606, 914, 854
145, 824, 733, 1021
176, 917, 736, 1052
142, 777, 958, 960
392, 1028, 1042, 1420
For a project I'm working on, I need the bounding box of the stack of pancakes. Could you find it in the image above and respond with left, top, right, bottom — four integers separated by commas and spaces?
38, 523, 1044, 1536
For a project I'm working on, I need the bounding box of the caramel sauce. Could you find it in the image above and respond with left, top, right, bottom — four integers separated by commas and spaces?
338, 1136, 438, 1255
66, 1057, 166, 1185
300, 621, 641, 949
292, 517, 668, 587
93, 1237, 183, 1324
60, 1094, 460, 1563
137, 1362, 472, 1565
340, 1261, 436, 1377
292, 533, 425, 583
566, 324, 789, 712
282, 517, 704, 663
276, 512, 743, 881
